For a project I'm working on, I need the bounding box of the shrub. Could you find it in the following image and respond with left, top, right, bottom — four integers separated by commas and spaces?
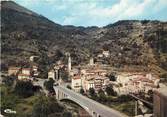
117, 95, 133, 103
105, 85, 117, 96
14, 81, 34, 98
89, 88, 97, 100
66, 85, 71, 89
32, 96, 64, 117
108, 74, 117, 81
2, 75, 15, 87
44, 78, 55, 91
98, 89, 107, 102
80, 88, 85, 94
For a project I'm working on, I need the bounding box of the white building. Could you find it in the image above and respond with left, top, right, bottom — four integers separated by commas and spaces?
29, 56, 38, 62
116, 72, 145, 87
22, 68, 31, 75
70, 68, 79, 76
18, 68, 32, 80
32, 65, 38, 72
102, 50, 110, 57
18, 74, 31, 80
71, 75, 82, 92
48, 70, 55, 79
71, 64, 109, 92
84, 79, 94, 91
97, 54, 103, 58
48, 69, 59, 80
32, 65, 39, 76
115, 72, 159, 94
68, 54, 72, 73
8, 67, 21, 76
89, 57, 94, 66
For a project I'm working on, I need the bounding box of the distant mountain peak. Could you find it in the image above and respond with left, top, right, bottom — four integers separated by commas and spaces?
1, 1, 39, 16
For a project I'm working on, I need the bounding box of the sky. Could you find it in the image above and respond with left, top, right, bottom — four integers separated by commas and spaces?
13, 0, 167, 27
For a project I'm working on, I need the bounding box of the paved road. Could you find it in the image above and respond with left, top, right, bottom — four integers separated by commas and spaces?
33, 78, 48, 94
55, 85, 128, 117
33, 78, 45, 87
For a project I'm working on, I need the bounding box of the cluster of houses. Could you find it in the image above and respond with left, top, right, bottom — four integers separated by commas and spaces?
8, 56, 39, 80
8, 66, 38, 80
97, 50, 110, 58
113, 72, 160, 95
46, 52, 111, 93
71, 65, 110, 92
69, 53, 159, 95
10, 52, 159, 97
71, 57, 111, 92
71, 65, 159, 95
47, 60, 64, 80
53, 51, 159, 95
8, 64, 39, 80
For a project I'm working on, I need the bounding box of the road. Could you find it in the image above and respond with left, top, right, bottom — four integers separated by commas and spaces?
33, 78, 45, 86
33, 78, 48, 94
55, 85, 128, 117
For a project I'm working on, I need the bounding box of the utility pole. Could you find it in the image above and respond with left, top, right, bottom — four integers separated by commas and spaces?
135, 100, 138, 116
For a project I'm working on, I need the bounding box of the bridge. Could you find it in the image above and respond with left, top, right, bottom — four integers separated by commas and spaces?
54, 85, 127, 117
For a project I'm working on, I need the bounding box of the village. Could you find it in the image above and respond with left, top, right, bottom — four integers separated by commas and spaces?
4, 45, 167, 117
1, 1, 167, 117
3, 45, 167, 117
7, 49, 160, 98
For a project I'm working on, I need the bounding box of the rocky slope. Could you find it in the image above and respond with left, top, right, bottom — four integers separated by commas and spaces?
1, 1, 167, 75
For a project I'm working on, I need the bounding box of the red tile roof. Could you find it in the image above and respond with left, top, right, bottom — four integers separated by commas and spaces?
22, 68, 31, 70
9, 67, 21, 70
72, 75, 81, 80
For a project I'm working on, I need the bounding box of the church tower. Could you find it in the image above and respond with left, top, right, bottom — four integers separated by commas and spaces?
89, 57, 94, 66
68, 54, 71, 73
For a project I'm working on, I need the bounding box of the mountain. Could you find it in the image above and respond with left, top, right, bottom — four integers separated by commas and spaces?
1, 1, 167, 76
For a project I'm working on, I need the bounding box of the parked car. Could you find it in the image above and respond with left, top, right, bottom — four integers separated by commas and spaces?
4, 109, 16, 114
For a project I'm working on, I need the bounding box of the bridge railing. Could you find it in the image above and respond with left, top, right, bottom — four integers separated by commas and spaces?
54, 86, 128, 117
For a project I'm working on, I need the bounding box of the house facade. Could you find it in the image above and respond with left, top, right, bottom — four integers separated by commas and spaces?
71, 75, 82, 92
71, 64, 109, 92
18, 68, 32, 80
8, 67, 21, 76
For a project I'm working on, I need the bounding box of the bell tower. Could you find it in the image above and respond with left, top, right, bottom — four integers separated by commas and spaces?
89, 57, 94, 66
68, 53, 71, 73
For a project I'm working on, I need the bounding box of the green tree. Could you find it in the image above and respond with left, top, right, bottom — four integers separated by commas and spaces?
59, 68, 69, 81
80, 88, 85, 95
55, 50, 63, 58
44, 78, 55, 91
160, 73, 167, 78
1, 95, 18, 112
147, 90, 153, 102
108, 74, 116, 81
32, 96, 64, 117
36, 53, 50, 79
105, 85, 117, 96
117, 95, 133, 103
14, 80, 34, 98
66, 85, 71, 89
98, 89, 106, 102
98, 89, 105, 95
89, 88, 96, 98
160, 73, 167, 82
62, 112, 72, 117
2, 75, 16, 87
